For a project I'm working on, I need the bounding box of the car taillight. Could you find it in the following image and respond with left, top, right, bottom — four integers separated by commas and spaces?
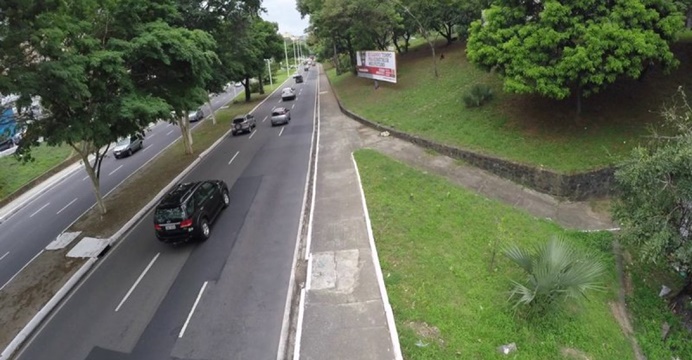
154, 224, 162, 231
180, 219, 193, 228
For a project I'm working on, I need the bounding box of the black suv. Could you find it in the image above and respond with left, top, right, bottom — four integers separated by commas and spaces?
154, 180, 230, 244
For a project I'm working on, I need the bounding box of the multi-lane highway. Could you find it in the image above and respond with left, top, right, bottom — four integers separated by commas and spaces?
0, 88, 243, 291
14, 69, 317, 360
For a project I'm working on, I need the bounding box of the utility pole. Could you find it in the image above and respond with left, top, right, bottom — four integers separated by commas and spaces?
283, 38, 290, 77
293, 38, 298, 69
266, 59, 273, 89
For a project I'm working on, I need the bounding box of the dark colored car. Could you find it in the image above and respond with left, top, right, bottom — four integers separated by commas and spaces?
293, 74, 304, 83
154, 180, 230, 244
231, 114, 256, 136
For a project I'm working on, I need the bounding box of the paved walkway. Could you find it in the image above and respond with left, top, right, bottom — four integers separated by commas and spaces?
298, 66, 617, 359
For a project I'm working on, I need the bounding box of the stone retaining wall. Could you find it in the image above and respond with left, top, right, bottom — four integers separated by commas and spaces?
326, 78, 615, 200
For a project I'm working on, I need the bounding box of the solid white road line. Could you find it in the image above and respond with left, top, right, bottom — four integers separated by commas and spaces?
263, 116, 268, 123
0, 252, 9, 261
228, 151, 240, 165
0, 250, 44, 291
179, 281, 208, 338
115, 253, 160, 312
108, 165, 124, 176
56, 198, 78, 215
29, 203, 50, 218
249, 130, 257, 139
166, 130, 174, 136
278, 127, 285, 137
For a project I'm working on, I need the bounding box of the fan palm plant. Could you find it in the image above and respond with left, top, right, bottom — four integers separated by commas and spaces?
504, 236, 606, 314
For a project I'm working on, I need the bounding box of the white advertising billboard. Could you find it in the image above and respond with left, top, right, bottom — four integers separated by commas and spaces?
356, 51, 397, 83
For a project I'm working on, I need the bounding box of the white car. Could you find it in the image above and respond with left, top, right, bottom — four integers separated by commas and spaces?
113, 134, 144, 159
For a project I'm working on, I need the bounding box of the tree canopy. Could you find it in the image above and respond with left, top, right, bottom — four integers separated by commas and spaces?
466, 0, 685, 113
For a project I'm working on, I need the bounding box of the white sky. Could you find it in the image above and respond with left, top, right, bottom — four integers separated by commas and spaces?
261, 0, 309, 36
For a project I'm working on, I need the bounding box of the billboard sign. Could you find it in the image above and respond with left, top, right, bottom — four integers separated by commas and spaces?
356, 51, 397, 83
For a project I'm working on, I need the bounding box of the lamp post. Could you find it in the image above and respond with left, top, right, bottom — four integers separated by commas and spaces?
265, 59, 273, 89
292, 38, 298, 69
283, 38, 290, 77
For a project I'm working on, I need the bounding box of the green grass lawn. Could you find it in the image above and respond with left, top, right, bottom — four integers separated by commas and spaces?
355, 149, 634, 359
0, 144, 74, 200
333, 41, 692, 173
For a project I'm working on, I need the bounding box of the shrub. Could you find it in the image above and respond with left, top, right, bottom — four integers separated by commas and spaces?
463, 84, 493, 108
504, 236, 606, 314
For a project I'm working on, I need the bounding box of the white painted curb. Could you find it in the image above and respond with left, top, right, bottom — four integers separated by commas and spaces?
0, 83, 290, 360
351, 153, 403, 360
0, 257, 97, 360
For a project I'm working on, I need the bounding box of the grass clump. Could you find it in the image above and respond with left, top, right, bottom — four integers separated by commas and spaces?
355, 149, 632, 359
462, 84, 493, 108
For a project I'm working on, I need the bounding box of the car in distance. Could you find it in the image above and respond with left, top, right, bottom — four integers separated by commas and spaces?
293, 74, 304, 83
154, 180, 230, 244
112, 134, 143, 159
281, 87, 297, 101
231, 114, 257, 136
271, 107, 291, 126
188, 108, 204, 122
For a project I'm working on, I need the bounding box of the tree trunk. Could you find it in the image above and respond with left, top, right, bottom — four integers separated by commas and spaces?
393, 34, 403, 54
404, 33, 411, 53
437, 23, 454, 46
258, 75, 265, 95
244, 75, 251, 102
178, 115, 193, 154
75, 143, 107, 215
206, 92, 217, 125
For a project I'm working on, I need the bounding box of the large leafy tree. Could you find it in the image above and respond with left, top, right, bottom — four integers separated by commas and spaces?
0, 0, 174, 215
467, 0, 685, 114
614, 89, 692, 307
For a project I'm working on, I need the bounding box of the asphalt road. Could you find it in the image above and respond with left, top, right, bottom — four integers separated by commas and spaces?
0, 87, 243, 291
15, 69, 317, 360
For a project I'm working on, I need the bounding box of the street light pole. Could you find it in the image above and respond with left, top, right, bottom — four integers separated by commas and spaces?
266, 59, 273, 89
283, 38, 290, 77
292, 39, 298, 69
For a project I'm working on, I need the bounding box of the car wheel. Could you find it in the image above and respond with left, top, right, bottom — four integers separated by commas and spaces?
222, 191, 230, 208
199, 218, 210, 241
127, 149, 133, 157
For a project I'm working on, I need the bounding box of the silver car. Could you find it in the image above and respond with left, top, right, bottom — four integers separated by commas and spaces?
281, 87, 296, 101
271, 107, 291, 126
231, 114, 257, 136
113, 134, 144, 159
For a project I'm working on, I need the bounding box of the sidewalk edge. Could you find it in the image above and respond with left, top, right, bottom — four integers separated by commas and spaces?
351, 152, 403, 360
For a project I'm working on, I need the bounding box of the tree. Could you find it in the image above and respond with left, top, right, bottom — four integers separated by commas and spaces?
0, 0, 173, 215
614, 88, 692, 308
467, 0, 685, 114
129, 21, 218, 155
416, 0, 466, 45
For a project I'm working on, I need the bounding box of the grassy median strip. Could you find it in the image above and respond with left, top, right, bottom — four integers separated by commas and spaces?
0, 144, 75, 201
332, 41, 692, 172
354, 149, 633, 359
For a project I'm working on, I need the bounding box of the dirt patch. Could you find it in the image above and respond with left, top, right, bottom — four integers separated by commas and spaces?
407, 321, 445, 347
560, 347, 592, 360
609, 301, 634, 335
0, 249, 84, 349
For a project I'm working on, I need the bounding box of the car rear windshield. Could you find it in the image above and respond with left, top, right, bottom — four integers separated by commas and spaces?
155, 206, 186, 223
272, 110, 285, 116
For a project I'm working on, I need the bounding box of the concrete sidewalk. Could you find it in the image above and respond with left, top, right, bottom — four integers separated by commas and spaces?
297, 70, 401, 359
